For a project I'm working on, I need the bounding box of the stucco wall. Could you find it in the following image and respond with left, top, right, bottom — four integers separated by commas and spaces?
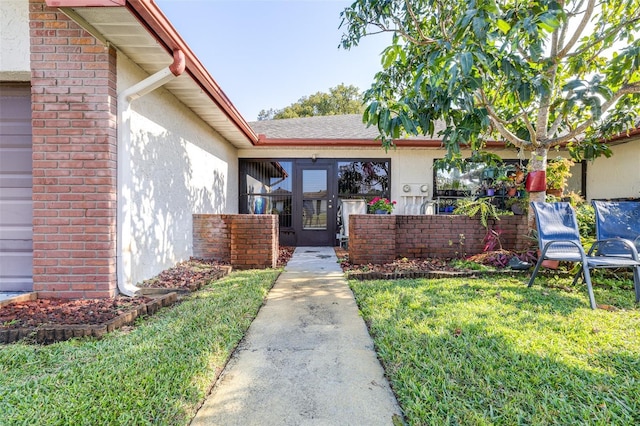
0, 0, 30, 80
118, 55, 239, 286
587, 140, 640, 200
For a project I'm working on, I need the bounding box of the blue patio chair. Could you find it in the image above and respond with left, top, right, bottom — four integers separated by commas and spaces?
528, 202, 640, 309
592, 200, 640, 301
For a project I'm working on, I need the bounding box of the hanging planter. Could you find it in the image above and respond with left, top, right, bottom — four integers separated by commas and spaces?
525, 170, 546, 192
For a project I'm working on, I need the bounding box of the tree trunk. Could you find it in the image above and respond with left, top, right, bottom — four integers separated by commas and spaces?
527, 147, 548, 233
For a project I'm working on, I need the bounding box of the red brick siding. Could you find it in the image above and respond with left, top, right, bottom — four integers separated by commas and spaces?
350, 214, 531, 264
30, 0, 118, 298
193, 214, 232, 261
193, 215, 278, 269
348, 215, 396, 264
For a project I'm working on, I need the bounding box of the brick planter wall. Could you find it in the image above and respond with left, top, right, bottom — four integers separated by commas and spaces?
193, 215, 278, 269
30, 0, 118, 298
350, 214, 531, 264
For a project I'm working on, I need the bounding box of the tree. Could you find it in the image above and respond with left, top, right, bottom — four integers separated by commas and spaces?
340, 0, 640, 228
257, 83, 364, 120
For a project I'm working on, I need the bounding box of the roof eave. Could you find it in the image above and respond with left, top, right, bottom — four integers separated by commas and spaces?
255, 137, 509, 148
45, 0, 259, 146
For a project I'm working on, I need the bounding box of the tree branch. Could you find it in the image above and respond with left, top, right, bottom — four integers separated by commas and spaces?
405, 0, 433, 45
479, 92, 529, 147
548, 82, 640, 145
566, 10, 640, 59
515, 92, 537, 143
557, 0, 596, 58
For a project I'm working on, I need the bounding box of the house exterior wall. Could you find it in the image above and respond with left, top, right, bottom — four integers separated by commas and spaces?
587, 140, 640, 200
29, 0, 118, 299
118, 56, 240, 286
0, 0, 31, 80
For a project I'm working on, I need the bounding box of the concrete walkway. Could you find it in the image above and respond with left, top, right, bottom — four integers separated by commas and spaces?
191, 246, 403, 425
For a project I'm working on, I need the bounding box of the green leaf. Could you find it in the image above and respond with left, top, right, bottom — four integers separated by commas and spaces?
460, 52, 473, 76
517, 83, 532, 103
563, 80, 585, 91
537, 12, 560, 32
496, 19, 511, 34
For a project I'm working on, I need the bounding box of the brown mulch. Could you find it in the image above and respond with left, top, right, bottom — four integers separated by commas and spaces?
335, 246, 463, 274
0, 297, 153, 330
138, 257, 231, 292
0, 248, 296, 344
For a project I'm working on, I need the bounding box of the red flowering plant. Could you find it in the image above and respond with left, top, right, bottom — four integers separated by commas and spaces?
368, 196, 396, 213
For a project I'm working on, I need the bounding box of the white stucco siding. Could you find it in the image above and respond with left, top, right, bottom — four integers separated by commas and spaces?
118, 55, 239, 285
587, 141, 640, 200
0, 0, 30, 80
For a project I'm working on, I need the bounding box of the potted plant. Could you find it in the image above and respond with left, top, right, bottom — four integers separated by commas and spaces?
546, 157, 574, 197
368, 197, 396, 214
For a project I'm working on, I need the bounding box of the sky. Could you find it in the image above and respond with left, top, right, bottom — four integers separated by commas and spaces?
155, 0, 391, 121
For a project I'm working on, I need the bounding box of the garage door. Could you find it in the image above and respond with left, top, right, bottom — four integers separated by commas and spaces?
0, 85, 33, 292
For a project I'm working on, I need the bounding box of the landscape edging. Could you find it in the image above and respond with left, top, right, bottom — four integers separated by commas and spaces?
0, 293, 178, 345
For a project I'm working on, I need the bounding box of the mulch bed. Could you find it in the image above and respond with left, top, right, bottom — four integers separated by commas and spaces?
0, 293, 177, 345
335, 247, 567, 280
0, 248, 296, 345
138, 258, 232, 294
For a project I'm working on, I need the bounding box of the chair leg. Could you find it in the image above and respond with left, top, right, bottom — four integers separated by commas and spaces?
572, 268, 583, 286
633, 266, 640, 303
582, 264, 597, 310
528, 258, 544, 288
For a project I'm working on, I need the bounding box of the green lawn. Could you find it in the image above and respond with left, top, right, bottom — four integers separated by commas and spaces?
350, 274, 640, 425
0, 269, 279, 425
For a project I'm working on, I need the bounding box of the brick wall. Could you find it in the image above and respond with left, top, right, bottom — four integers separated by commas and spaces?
30, 0, 118, 298
193, 215, 279, 269
350, 214, 531, 264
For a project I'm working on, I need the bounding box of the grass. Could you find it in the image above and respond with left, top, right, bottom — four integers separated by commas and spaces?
350, 274, 640, 425
0, 269, 279, 425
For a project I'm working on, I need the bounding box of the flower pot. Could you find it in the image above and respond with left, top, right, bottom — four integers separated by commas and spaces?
537, 250, 559, 269
525, 170, 546, 191
507, 187, 517, 197
542, 259, 560, 269
374, 209, 389, 215
547, 188, 563, 197
511, 203, 525, 215
486, 188, 495, 196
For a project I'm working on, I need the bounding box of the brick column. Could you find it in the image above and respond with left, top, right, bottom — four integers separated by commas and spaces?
193, 215, 279, 269
231, 215, 278, 269
30, 0, 118, 298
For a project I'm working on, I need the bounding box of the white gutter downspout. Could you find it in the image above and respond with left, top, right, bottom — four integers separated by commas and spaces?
116, 49, 186, 296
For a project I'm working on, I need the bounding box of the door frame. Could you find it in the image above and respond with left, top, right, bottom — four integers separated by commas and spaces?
293, 159, 337, 246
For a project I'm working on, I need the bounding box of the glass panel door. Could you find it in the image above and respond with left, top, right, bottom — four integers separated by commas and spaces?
302, 169, 327, 230
295, 162, 336, 246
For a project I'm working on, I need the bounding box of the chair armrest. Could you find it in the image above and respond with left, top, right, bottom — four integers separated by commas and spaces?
540, 239, 586, 262
589, 237, 640, 260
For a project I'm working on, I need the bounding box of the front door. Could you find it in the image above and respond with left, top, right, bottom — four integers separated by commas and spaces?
295, 161, 336, 246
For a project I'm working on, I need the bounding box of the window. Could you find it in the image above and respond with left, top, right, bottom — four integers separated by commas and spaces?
433, 159, 527, 197
337, 161, 390, 199
239, 160, 293, 227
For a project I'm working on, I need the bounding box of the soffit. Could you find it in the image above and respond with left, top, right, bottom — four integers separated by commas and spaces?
62, 6, 256, 149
